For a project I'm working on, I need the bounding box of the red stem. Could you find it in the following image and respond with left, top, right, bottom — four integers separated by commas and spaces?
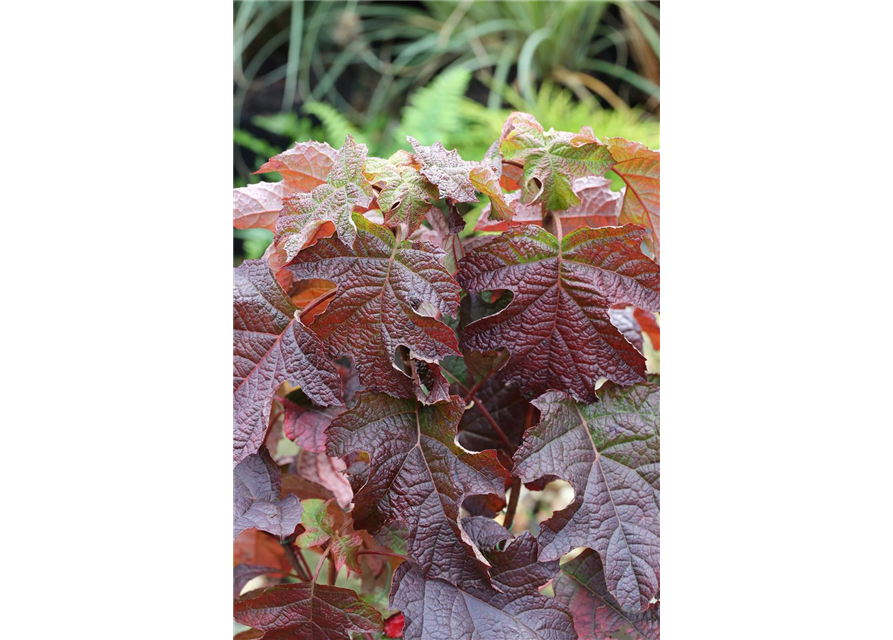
358, 549, 407, 561
280, 540, 310, 582
503, 476, 522, 531
472, 396, 515, 453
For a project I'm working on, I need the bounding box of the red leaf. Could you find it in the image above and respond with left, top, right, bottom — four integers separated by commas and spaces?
383, 612, 405, 638
234, 181, 285, 231
514, 381, 660, 613
233, 260, 344, 464
457, 225, 659, 401
326, 392, 509, 582
607, 138, 660, 261
285, 214, 461, 402
255, 140, 337, 192
234, 447, 303, 541
234, 530, 291, 574
234, 583, 382, 640
554, 550, 660, 640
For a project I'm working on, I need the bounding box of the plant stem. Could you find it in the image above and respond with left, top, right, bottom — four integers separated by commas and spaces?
472, 396, 515, 452
298, 288, 337, 321
358, 549, 406, 561
504, 476, 522, 532
312, 545, 332, 583
327, 554, 337, 585
280, 540, 310, 582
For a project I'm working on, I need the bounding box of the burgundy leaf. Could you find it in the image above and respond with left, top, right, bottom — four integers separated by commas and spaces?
255, 140, 337, 192
514, 382, 660, 612
285, 214, 461, 402
457, 225, 660, 401
391, 561, 575, 640
234, 181, 285, 231
234, 530, 292, 574
408, 137, 478, 203
457, 377, 529, 457
554, 549, 660, 640
293, 449, 353, 509
234, 564, 289, 599
609, 306, 645, 353
461, 517, 559, 595
234, 583, 382, 640
233, 260, 344, 464
234, 448, 303, 541
282, 363, 359, 452
326, 393, 509, 582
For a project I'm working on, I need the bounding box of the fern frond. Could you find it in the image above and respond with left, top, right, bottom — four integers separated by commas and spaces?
303, 102, 361, 147
399, 67, 471, 147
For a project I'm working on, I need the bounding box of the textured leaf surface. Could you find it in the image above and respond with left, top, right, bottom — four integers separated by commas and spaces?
234, 564, 289, 599
469, 163, 511, 220
286, 214, 461, 401
292, 450, 353, 509
606, 138, 660, 261
326, 393, 508, 582
233, 261, 344, 464
408, 137, 478, 203
282, 363, 359, 453
515, 382, 660, 612
392, 561, 575, 640
457, 225, 660, 401
274, 135, 374, 258
500, 113, 614, 211
297, 499, 364, 573
255, 140, 337, 192
234, 181, 285, 231
559, 176, 623, 232
365, 151, 438, 234
234, 583, 382, 640
554, 549, 660, 640
234, 448, 303, 541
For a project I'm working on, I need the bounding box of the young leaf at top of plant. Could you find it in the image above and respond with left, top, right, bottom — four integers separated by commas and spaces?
234, 582, 383, 640
254, 139, 337, 192
233, 260, 344, 465
514, 381, 660, 613
326, 392, 509, 584
457, 224, 660, 401
408, 136, 478, 203
285, 213, 461, 402
605, 137, 661, 261
233, 447, 303, 541
499, 112, 614, 211
363, 150, 439, 235
234, 181, 286, 231
554, 549, 660, 640
274, 135, 374, 260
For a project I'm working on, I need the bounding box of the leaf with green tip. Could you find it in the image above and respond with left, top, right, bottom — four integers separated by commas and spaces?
500, 112, 614, 211
364, 151, 438, 234
274, 135, 374, 257
514, 382, 660, 613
